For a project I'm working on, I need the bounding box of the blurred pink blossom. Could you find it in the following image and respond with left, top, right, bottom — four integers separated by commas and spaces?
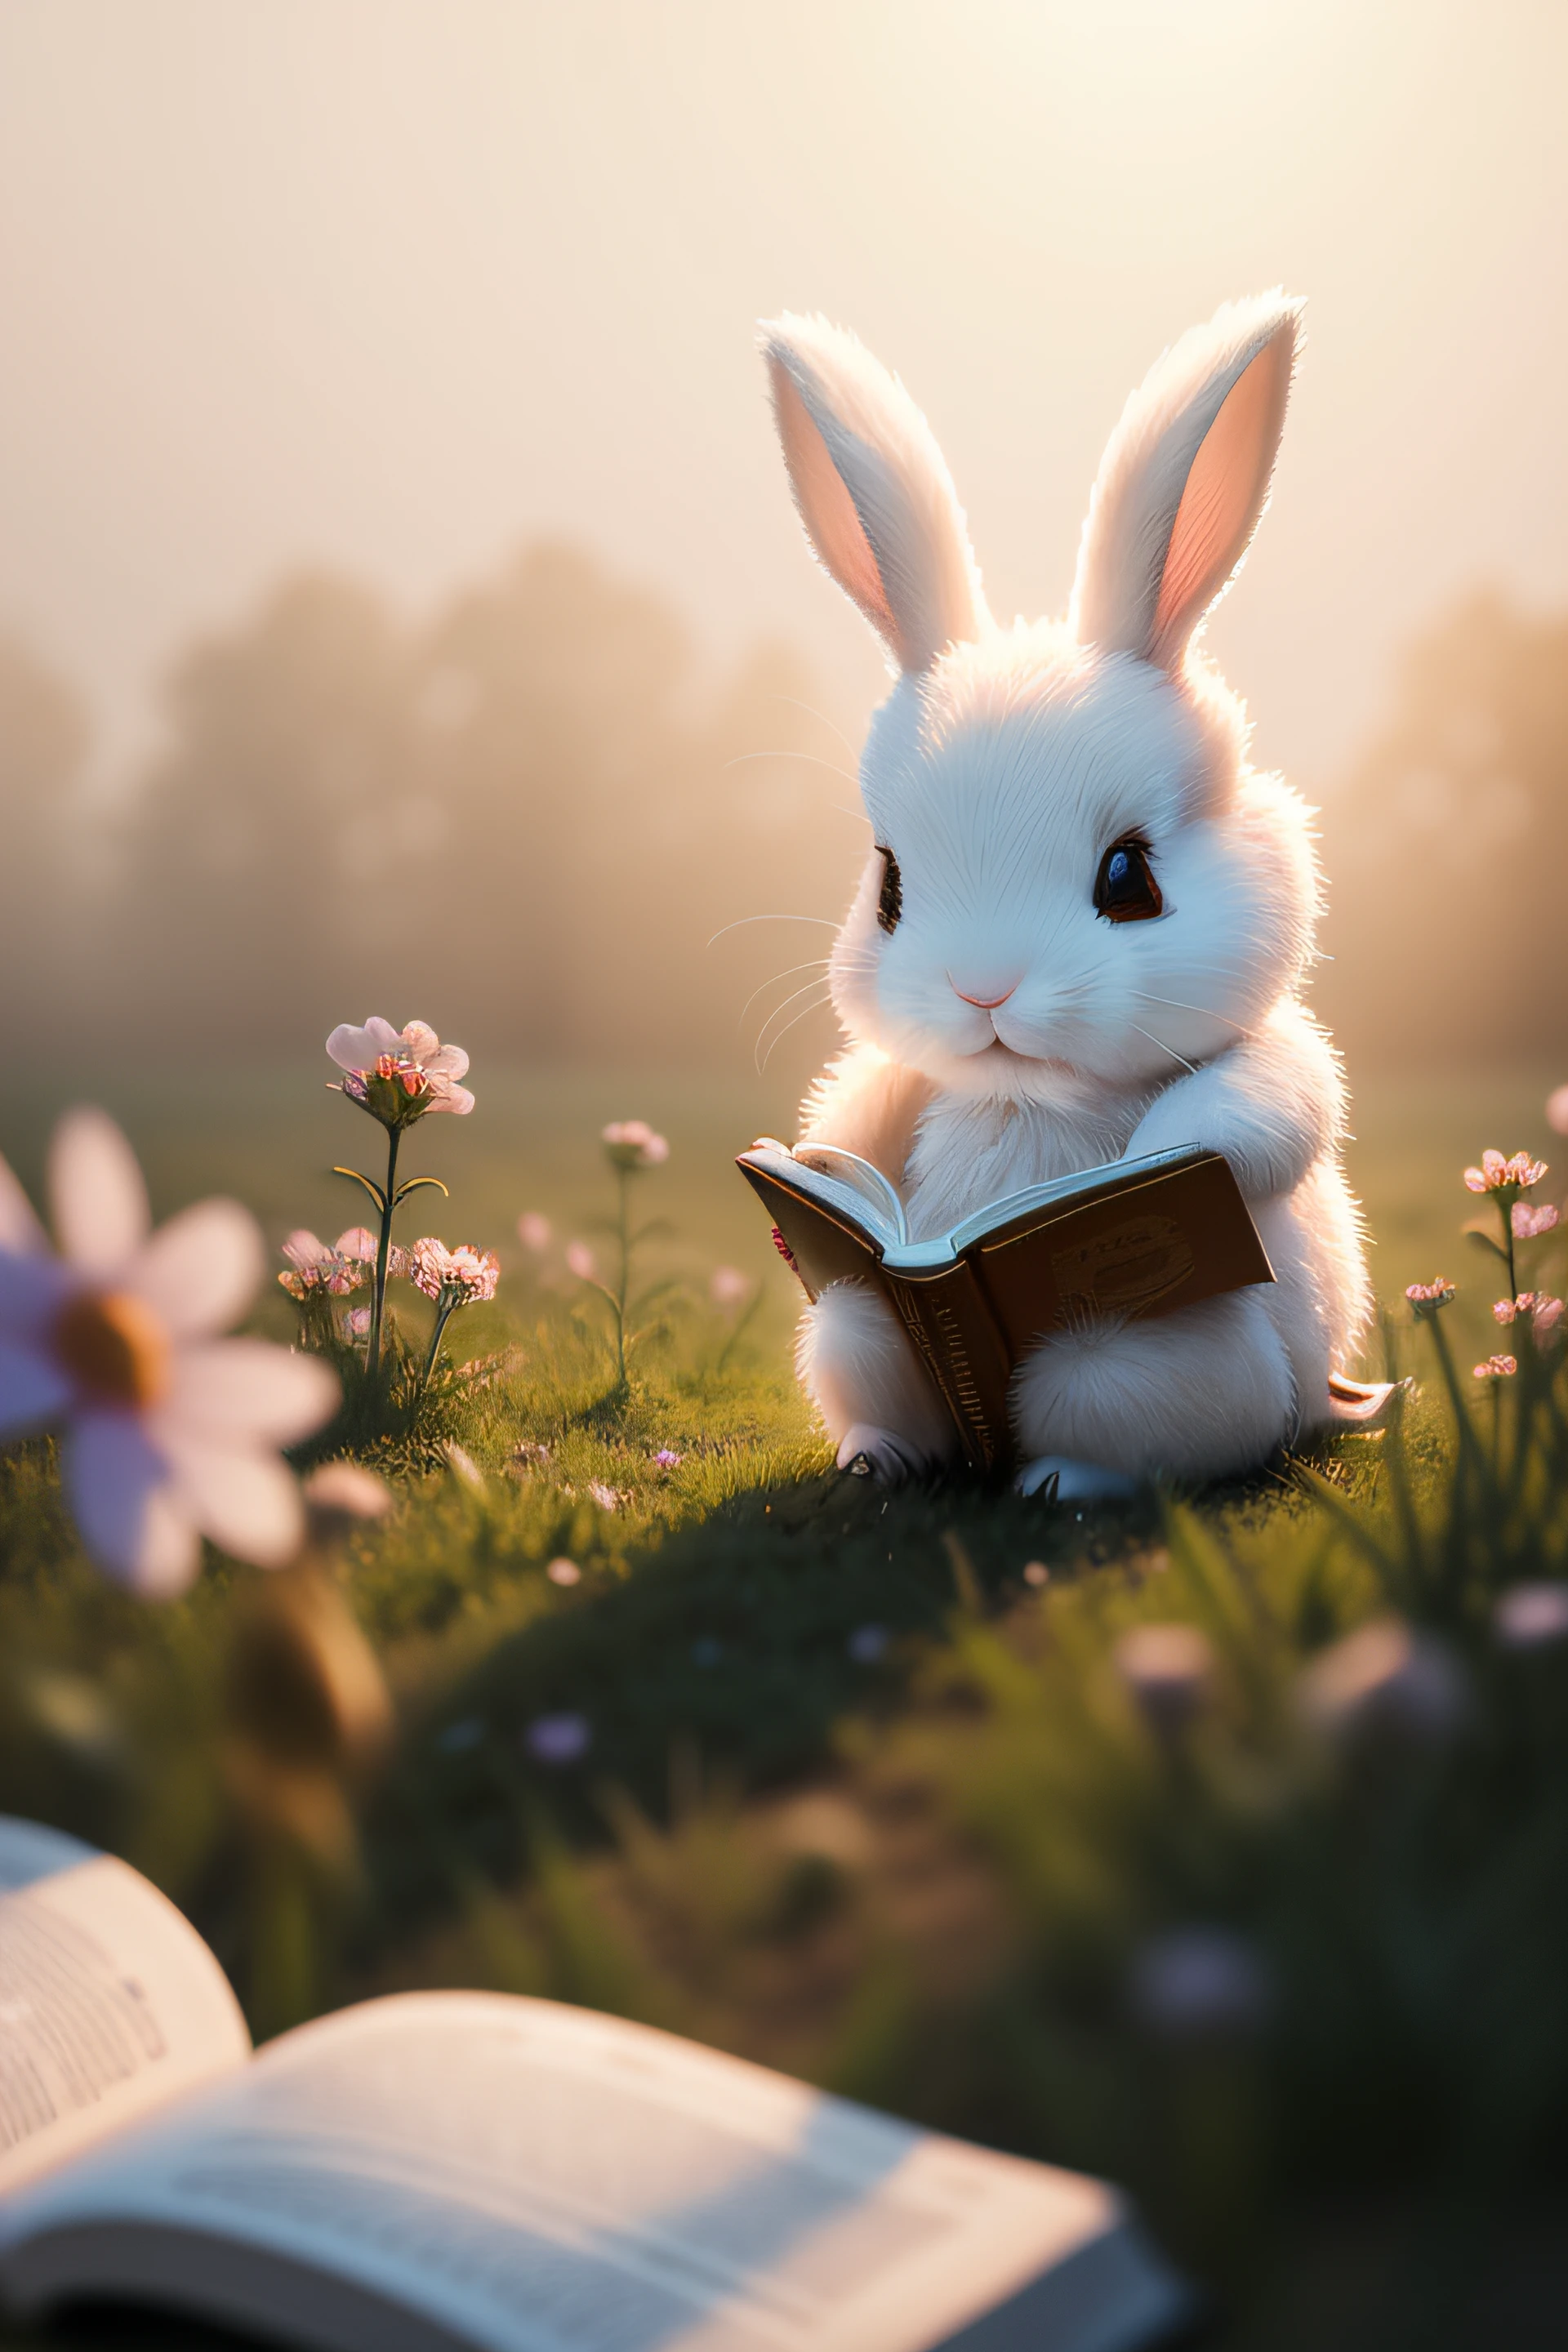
1472, 1354, 1517, 1380
601, 1120, 669, 1171
566, 1241, 597, 1281
278, 1229, 372, 1299
1512, 1201, 1559, 1238
1547, 1086, 1568, 1136
546, 1557, 581, 1587
710, 1264, 751, 1307
517, 1212, 552, 1253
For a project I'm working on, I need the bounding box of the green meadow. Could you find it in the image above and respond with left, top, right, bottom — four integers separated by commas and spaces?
5, 1054, 1568, 2347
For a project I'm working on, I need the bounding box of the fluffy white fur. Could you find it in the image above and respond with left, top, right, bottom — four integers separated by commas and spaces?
762, 292, 1372, 1494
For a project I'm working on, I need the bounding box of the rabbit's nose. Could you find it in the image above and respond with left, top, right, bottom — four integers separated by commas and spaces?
951, 978, 1018, 1010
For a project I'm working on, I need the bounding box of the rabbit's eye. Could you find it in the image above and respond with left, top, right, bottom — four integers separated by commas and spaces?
1094, 836, 1163, 924
875, 846, 902, 935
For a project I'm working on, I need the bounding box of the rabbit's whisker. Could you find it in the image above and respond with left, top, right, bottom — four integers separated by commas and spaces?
1134, 991, 1248, 1036
707, 915, 839, 946
754, 977, 835, 1058
737, 959, 831, 1027
767, 694, 860, 763
1129, 1022, 1200, 1078
758, 987, 835, 1074
725, 751, 861, 790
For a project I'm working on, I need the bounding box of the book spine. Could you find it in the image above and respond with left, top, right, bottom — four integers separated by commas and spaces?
881, 1265, 1011, 1472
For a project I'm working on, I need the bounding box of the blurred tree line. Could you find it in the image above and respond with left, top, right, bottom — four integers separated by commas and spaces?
1, 543, 866, 1069
1314, 588, 1568, 1066
2, 565, 1563, 1073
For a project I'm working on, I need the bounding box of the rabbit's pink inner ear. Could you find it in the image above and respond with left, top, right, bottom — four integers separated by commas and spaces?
1151, 332, 1294, 667
768, 358, 899, 648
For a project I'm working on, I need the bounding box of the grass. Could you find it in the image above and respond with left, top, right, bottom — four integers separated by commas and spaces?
5, 1053, 1568, 2348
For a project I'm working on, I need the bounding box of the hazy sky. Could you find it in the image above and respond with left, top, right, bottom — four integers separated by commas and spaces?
2, 0, 1565, 793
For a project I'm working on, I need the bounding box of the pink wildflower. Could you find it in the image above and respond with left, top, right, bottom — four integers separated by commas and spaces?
1535, 1297, 1566, 1340
710, 1264, 751, 1307
278, 1228, 373, 1299
1472, 1354, 1517, 1380
1547, 1087, 1568, 1136
325, 1018, 474, 1128
517, 1212, 552, 1253
1512, 1201, 1559, 1238
601, 1120, 669, 1171
566, 1241, 597, 1281
1405, 1279, 1456, 1318
1463, 1149, 1548, 1196
408, 1237, 499, 1306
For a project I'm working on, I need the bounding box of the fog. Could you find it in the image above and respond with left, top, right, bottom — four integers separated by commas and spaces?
2, 2, 1565, 1082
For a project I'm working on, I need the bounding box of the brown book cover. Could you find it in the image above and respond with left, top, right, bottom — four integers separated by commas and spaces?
737, 1140, 1275, 1472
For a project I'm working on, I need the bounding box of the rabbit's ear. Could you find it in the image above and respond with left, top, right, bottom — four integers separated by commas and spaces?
762, 314, 986, 672
1070, 293, 1302, 672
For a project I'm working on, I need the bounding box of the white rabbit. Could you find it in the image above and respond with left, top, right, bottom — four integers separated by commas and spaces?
760, 293, 1372, 1498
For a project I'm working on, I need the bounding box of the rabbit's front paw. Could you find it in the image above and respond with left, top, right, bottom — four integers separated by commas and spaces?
1015, 1454, 1138, 1503
836, 1424, 925, 1485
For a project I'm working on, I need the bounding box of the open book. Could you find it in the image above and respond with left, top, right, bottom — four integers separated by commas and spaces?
0, 1818, 1191, 2352
738, 1138, 1276, 1471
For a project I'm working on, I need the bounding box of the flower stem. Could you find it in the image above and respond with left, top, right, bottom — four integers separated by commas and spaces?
367, 1125, 401, 1383
1503, 1196, 1518, 1304
613, 1165, 630, 1385
419, 1290, 458, 1394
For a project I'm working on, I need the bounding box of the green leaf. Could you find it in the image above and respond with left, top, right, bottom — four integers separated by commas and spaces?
332, 1165, 387, 1214
1463, 1223, 1509, 1263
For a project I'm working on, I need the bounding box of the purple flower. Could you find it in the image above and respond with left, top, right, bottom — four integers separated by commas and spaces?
1130, 1929, 1272, 2040
1494, 1583, 1568, 1650
525, 1712, 591, 1766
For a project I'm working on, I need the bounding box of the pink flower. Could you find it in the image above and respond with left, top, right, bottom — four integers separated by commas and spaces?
408, 1237, 500, 1307
1464, 1149, 1547, 1195
1473, 1354, 1517, 1380
710, 1264, 751, 1307
1512, 1201, 1559, 1238
325, 1018, 474, 1128
343, 1306, 372, 1341
1534, 1296, 1566, 1341
566, 1241, 597, 1281
1547, 1087, 1568, 1136
0, 1110, 336, 1593
653, 1448, 684, 1468
277, 1228, 375, 1299
601, 1120, 669, 1171
588, 1481, 621, 1511
1405, 1278, 1455, 1318
546, 1557, 581, 1587
517, 1212, 552, 1253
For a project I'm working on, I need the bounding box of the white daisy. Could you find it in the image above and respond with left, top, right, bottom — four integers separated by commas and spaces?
0, 1108, 337, 1596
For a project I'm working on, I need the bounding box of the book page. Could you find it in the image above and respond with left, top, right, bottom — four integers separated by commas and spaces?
0, 1819, 251, 2197
0, 1992, 1151, 2352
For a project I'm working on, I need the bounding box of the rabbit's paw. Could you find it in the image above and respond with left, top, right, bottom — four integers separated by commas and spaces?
1016, 1454, 1138, 1503
836, 1424, 925, 1485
